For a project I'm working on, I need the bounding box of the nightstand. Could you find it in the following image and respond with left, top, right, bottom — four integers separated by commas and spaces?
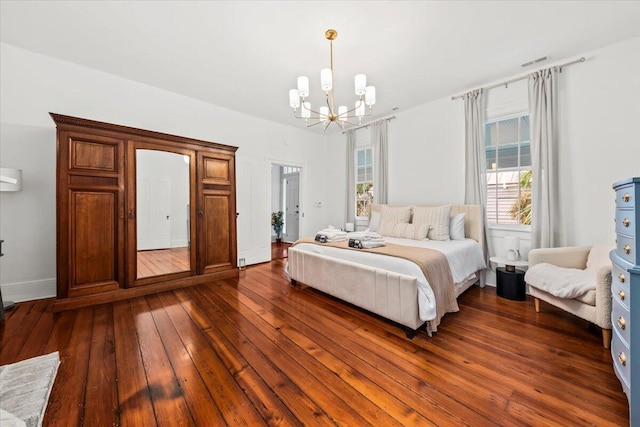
490, 256, 528, 301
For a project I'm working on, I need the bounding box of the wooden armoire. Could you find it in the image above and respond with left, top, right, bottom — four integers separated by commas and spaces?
51, 113, 238, 311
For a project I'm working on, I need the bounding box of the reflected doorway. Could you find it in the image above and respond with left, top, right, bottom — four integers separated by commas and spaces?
136, 149, 191, 279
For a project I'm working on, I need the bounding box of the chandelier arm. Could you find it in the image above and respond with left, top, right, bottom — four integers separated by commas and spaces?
340, 98, 365, 117
305, 120, 326, 128
325, 93, 333, 114
340, 119, 362, 127
293, 105, 326, 119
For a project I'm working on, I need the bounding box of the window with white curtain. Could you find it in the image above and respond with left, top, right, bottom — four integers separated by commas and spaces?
353, 130, 374, 219
485, 114, 532, 226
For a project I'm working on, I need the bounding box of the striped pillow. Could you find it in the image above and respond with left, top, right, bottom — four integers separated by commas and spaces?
380, 206, 412, 223
412, 205, 451, 241
379, 220, 430, 240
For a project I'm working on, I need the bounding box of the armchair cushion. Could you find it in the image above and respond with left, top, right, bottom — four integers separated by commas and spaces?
525, 264, 597, 300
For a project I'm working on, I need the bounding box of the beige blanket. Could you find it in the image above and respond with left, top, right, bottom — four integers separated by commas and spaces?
294, 237, 458, 332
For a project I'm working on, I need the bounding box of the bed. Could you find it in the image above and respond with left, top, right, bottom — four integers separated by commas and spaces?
286, 204, 487, 337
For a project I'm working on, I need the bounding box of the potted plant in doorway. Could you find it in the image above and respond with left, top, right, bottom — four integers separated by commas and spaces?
271, 211, 284, 243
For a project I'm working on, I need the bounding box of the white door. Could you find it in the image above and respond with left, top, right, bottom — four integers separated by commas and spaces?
285, 173, 300, 242
236, 156, 271, 265
137, 179, 171, 250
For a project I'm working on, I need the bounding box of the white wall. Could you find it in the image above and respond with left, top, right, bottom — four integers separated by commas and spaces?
0, 43, 327, 301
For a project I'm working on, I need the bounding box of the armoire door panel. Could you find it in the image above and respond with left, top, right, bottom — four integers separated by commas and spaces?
68, 190, 121, 296
201, 192, 233, 273
68, 134, 122, 174
203, 156, 232, 185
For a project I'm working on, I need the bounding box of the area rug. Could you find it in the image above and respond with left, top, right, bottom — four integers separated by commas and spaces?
0, 352, 60, 427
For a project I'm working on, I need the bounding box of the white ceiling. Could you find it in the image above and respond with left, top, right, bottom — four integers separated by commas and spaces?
2, 1, 640, 134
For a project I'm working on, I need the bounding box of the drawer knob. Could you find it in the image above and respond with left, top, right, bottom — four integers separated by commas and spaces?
618, 290, 626, 301
624, 245, 631, 255
619, 273, 626, 283
618, 352, 627, 366
617, 316, 626, 330
622, 193, 630, 203
622, 218, 630, 227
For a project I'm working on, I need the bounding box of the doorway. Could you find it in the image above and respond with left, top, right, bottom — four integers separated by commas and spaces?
271, 164, 301, 253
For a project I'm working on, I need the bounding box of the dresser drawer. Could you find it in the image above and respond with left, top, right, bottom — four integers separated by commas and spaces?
612, 353, 631, 401
612, 279, 630, 311
615, 208, 636, 237
611, 255, 631, 289
612, 298, 631, 346
615, 184, 636, 210
611, 328, 631, 388
616, 233, 637, 265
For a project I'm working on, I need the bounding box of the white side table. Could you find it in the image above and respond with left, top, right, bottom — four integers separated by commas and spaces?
489, 256, 529, 273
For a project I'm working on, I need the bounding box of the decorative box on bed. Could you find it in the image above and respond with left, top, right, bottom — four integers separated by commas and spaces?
287, 204, 487, 337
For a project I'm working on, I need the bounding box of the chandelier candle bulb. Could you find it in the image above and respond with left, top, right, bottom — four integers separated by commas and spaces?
355, 100, 365, 117
302, 101, 311, 118
321, 68, 332, 91
320, 106, 329, 121
297, 76, 309, 97
289, 89, 300, 108
355, 74, 366, 95
365, 86, 376, 106
338, 105, 347, 121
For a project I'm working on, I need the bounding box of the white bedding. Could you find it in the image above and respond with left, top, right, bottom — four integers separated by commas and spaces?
289, 236, 486, 323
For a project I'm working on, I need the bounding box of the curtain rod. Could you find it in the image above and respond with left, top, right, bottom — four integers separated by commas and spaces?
450, 56, 585, 101
341, 115, 396, 134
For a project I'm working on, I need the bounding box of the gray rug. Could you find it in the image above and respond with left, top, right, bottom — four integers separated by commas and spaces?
0, 352, 60, 427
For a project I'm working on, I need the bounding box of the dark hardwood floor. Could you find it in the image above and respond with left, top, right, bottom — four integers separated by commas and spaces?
137, 247, 190, 278
271, 241, 291, 259
0, 258, 629, 426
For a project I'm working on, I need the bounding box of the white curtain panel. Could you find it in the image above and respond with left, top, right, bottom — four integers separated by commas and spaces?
529, 67, 564, 249
346, 129, 356, 224
463, 89, 492, 260
371, 119, 389, 204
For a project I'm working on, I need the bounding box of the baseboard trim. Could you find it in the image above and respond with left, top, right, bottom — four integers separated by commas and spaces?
1, 278, 56, 302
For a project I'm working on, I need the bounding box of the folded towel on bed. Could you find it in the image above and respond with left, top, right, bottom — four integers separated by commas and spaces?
315, 225, 348, 242
348, 229, 385, 242
348, 238, 385, 249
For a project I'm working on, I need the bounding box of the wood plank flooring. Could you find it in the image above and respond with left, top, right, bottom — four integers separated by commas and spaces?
271, 241, 291, 260
0, 258, 629, 426
137, 247, 190, 278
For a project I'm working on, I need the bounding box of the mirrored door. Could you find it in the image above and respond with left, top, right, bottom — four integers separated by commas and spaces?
127, 143, 196, 286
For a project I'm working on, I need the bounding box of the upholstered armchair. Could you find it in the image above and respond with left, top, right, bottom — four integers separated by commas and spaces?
525, 245, 614, 348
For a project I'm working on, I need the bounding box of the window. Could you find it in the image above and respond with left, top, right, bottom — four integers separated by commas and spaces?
355, 147, 373, 218
485, 114, 531, 226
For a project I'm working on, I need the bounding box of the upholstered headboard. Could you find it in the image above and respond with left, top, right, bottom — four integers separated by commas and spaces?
370, 204, 484, 247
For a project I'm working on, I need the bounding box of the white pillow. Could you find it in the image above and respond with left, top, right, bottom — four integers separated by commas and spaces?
379, 220, 430, 240
585, 244, 615, 272
380, 205, 412, 223
449, 213, 466, 240
412, 205, 451, 241
368, 210, 381, 232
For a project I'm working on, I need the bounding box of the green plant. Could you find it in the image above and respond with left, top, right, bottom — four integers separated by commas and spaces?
509, 170, 532, 225
271, 211, 284, 238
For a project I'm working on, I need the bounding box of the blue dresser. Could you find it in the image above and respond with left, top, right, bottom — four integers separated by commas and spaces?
611, 177, 640, 425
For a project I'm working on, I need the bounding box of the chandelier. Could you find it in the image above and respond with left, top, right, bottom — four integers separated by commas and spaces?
288, 29, 376, 130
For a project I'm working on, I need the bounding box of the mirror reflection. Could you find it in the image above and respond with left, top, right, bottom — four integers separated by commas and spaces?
136, 149, 190, 278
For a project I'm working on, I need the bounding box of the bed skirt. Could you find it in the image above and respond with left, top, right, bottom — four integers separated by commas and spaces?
287, 247, 482, 333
